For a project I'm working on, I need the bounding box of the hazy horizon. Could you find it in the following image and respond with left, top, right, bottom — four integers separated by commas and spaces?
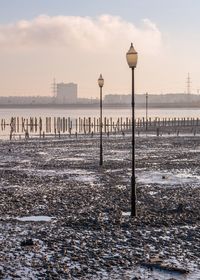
0, 92, 197, 99
0, 0, 200, 98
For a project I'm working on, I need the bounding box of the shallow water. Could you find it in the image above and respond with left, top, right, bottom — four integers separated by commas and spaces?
16, 216, 54, 222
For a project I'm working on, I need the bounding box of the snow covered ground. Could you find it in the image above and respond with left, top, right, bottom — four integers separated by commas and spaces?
0, 134, 199, 279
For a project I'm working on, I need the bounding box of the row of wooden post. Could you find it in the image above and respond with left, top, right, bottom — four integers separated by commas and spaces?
136, 117, 200, 128
1, 116, 200, 139
2, 117, 132, 135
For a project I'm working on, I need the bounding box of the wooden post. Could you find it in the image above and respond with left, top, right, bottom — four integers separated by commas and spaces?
39, 118, 42, 138
49, 117, 51, 133
78, 117, 80, 133
54, 117, 56, 132
63, 117, 65, 133
81, 118, 83, 133
89, 117, 91, 134
107, 119, 109, 133
142, 117, 145, 128
97, 119, 99, 133
46, 117, 48, 133
117, 118, 119, 132
17, 117, 19, 133
83, 117, 86, 134
76, 118, 78, 133
67, 117, 70, 133
60, 118, 63, 132
104, 117, 106, 133
94, 118, 96, 133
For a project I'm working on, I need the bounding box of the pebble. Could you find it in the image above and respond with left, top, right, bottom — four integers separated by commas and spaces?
0, 135, 199, 279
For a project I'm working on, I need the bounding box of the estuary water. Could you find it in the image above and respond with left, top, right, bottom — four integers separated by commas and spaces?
0, 107, 200, 119
1, 107, 200, 140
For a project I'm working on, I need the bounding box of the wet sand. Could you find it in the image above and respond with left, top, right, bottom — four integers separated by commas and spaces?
0, 134, 199, 279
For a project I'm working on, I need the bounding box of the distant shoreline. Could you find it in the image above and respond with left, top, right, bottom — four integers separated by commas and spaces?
0, 103, 200, 109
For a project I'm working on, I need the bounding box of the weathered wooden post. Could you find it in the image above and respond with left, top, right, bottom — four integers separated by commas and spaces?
26, 118, 28, 132
110, 117, 112, 132
63, 117, 65, 133
94, 117, 96, 133
142, 117, 145, 128
46, 117, 48, 133
120, 117, 123, 131
60, 118, 63, 132
39, 117, 42, 139
67, 117, 70, 133
83, 117, 86, 134
96, 118, 99, 133
156, 127, 159, 137
76, 118, 78, 133
54, 117, 56, 132
104, 117, 106, 133
106, 119, 109, 133
35, 117, 37, 133
88, 117, 91, 134
117, 118, 120, 132
49, 117, 51, 133
78, 117, 80, 133
17, 117, 19, 133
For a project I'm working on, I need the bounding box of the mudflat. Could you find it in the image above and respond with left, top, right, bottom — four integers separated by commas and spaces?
0, 135, 199, 279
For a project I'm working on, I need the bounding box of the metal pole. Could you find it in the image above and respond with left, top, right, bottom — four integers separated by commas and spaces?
146, 92, 148, 131
100, 86, 103, 165
131, 67, 136, 217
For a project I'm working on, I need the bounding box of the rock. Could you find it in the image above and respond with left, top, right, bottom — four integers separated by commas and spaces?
20, 238, 34, 246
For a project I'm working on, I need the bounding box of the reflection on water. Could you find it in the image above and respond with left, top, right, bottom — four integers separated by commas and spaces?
0, 107, 200, 119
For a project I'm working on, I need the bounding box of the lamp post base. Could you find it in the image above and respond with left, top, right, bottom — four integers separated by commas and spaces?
131, 176, 136, 217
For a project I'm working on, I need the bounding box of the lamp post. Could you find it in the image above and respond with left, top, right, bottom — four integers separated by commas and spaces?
126, 43, 138, 217
146, 92, 148, 131
98, 74, 104, 166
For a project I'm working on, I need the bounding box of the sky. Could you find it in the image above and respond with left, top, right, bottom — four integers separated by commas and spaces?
0, 0, 200, 98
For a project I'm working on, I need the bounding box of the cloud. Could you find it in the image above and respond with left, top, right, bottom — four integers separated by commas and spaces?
0, 15, 165, 96
0, 14, 162, 55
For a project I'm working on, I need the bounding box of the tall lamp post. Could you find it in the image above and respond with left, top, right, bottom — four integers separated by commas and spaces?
98, 74, 104, 166
126, 43, 138, 217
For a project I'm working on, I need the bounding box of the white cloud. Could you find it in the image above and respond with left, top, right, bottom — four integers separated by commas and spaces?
0, 14, 162, 55
0, 15, 165, 96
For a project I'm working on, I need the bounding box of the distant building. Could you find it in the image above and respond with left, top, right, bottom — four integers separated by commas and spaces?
56, 83, 77, 104
77, 97, 99, 104
104, 94, 131, 104
0, 96, 52, 105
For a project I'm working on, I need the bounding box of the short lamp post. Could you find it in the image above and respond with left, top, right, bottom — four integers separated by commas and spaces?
126, 43, 138, 217
98, 74, 104, 166
146, 92, 148, 131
